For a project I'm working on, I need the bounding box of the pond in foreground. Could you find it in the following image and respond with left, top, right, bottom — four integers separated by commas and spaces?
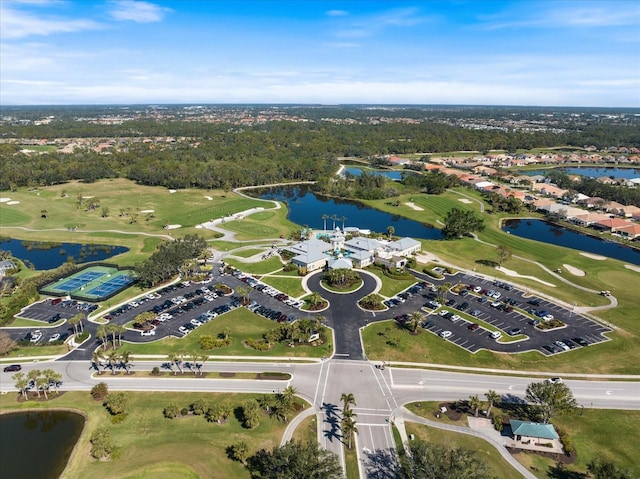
0, 410, 84, 479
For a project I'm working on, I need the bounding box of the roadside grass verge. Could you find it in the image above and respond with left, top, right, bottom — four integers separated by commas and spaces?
123, 307, 326, 358
0, 390, 291, 479
344, 443, 359, 479
291, 414, 317, 444
3, 343, 68, 359
229, 248, 266, 258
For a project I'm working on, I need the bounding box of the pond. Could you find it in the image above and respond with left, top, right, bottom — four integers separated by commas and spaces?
521, 167, 640, 180
0, 410, 84, 479
254, 185, 442, 240
0, 238, 128, 270
502, 219, 640, 266
342, 167, 412, 181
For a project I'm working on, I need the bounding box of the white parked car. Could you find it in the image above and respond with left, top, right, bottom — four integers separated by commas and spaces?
190, 318, 202, 327
490, 331, 502, 339
547, 377, 563, 384
48, 333, 61, 342
178, 326, 189, 335
438, 310, 450, 317
543, 314, 554, 321
473, 286, 482, 293
491, 291, 502, 299
141, 330, 156, 336
449, 314, 461, 322
439, 330, 453, 339
30, 330, 43, 343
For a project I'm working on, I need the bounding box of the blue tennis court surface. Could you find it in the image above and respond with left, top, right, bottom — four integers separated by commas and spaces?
40, 264, 137, 302
86, 276, 134, 297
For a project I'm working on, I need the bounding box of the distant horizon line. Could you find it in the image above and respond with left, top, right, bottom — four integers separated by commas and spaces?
2, 103, 639, 111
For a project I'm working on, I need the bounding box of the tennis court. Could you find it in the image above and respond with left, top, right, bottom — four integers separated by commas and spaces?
40, 264, 138, 302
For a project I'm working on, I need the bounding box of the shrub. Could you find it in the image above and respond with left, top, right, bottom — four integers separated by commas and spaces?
556, 427, 575, 457
228, 441, 250, 463
200, 335, 232, 350
110, 413, 128, 424
245, 338, 271, 351
492, 413, 504, 432
151, 366, 160, 375
90, 427, 119, 460
282, 263, 297, 272
104, 392, 129, 416
180, 407, 189, 416
76, 331, 89, 342
91, 382, 109, 401
163, 403, 180, 419
422, 268, 444, 279
191, 399, 210, 415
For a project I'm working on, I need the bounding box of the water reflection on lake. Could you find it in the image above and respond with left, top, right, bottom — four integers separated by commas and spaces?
254, 185, 442, 240
0, 410, 84, 479
503, 219, 640, 265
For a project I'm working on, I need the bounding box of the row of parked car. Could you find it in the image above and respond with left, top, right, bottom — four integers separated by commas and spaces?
247, 301, 296, 324
543, 337, 590, 354
384, 282, 430, 308
231, 269, 304, 308
177, 299, 240, 335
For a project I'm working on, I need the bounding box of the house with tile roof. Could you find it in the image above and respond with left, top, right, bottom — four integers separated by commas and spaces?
509, 419, 562, 451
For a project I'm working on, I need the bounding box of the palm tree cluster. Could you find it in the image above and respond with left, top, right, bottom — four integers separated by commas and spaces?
93, 349, 134, 375
13, 368, 62, 400
340, 393, 358, 449
322, 268, 361, 289
96, 323, 126, 350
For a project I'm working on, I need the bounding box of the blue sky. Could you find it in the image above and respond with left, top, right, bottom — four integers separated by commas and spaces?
1, 0, 639, 106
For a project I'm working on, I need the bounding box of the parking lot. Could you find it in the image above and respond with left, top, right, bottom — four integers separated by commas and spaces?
386, 271, 612, 356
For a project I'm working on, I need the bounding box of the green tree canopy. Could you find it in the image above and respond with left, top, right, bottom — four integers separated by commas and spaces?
399, 440, 493, 479
247, 440, 343, 479
525, 381, 578, 424
441, 208, 485, 239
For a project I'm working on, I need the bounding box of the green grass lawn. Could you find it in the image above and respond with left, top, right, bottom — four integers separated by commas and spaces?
223, 256, 284, 275
365, 267, 417, 298
218, 207, 298, 241
230, 248, 266, 258
403, 422, 521, 479
124, 307, 327, 358
260, 276, 305, 298
344, 444, 360, 479
291, 415, 317, 444
0, 390, 293, 479
3, 343, 69, 359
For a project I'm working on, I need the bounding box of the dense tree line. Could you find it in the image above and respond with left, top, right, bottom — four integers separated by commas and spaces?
136, 235, 208, 287
2, 114, 639, 191
402, 170, 460, 194
314, 171, 399, 200
546, 170, 640, 207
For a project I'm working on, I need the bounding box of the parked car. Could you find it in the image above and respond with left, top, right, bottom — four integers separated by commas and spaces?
3, 364, 21, 372
468, 323, 479, 331
490, 331, 502, 339
546, 377, 563, 384
141, 330, 156, 336
507, 327, 521, 336
439, 330, 452, 339
48, 333, 61, 342
572, 337, 589, 347
30, 330, 43, 343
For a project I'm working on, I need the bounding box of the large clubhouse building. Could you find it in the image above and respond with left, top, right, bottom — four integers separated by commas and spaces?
283, 227, 421, 271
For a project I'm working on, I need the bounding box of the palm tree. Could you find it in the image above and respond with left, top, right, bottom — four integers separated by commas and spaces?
12, 372, 29, 400
36, 376, 49, 400
106, 349, 120, 375
342, 416, 358, 449
340, 392, 357, 411
281, 385, 297, 405
468, 394, 482, 418
322, 214, 329, 231
341, 216, 347, 230
167, 352, 179, 375
485, 390, 500, 418
116, 324, 126, 347
96, 324, 108, 350
120, 350, 132, 374
236, 285, 252, 306
176, 349, 187, 374
407, 311, 424, 333
387, 225, 395, 239
92, 351, 102, 371
331, 214, 339, 229
222, 327, 232, 341
107, 323, 118, 349
436, 282, 452, 304
68, 315, 80, 336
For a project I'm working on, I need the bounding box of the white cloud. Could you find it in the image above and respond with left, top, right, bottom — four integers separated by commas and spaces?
0, 3, 101, 39
326, 10, 348, 17
333, 7, 431, 38
108, 1, 171, 23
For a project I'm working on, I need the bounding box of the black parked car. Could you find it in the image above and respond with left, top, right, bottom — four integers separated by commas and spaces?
3, 364, 21, 372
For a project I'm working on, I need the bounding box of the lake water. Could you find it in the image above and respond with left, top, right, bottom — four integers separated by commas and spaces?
0, 238, 128, 270
343, 167, 408, 181
521, 167, 640, 180
0, 410, 84, 479
255, 185, 442, 240
503, 219, 640, 265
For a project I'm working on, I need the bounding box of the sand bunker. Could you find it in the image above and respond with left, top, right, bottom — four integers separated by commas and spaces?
562, 264, 585, 276
165, 224, 181, 230
0, 198, 10, 203
458, 198, 473, 204
496, 266, 556, 287
624, 264, 640, 273
580, 252, 606, 260
205, 196, 213, 200
6, 201, 20, 205
168, 189, 176, 193
140, 209, 155, 213
405, 202, 424, 211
